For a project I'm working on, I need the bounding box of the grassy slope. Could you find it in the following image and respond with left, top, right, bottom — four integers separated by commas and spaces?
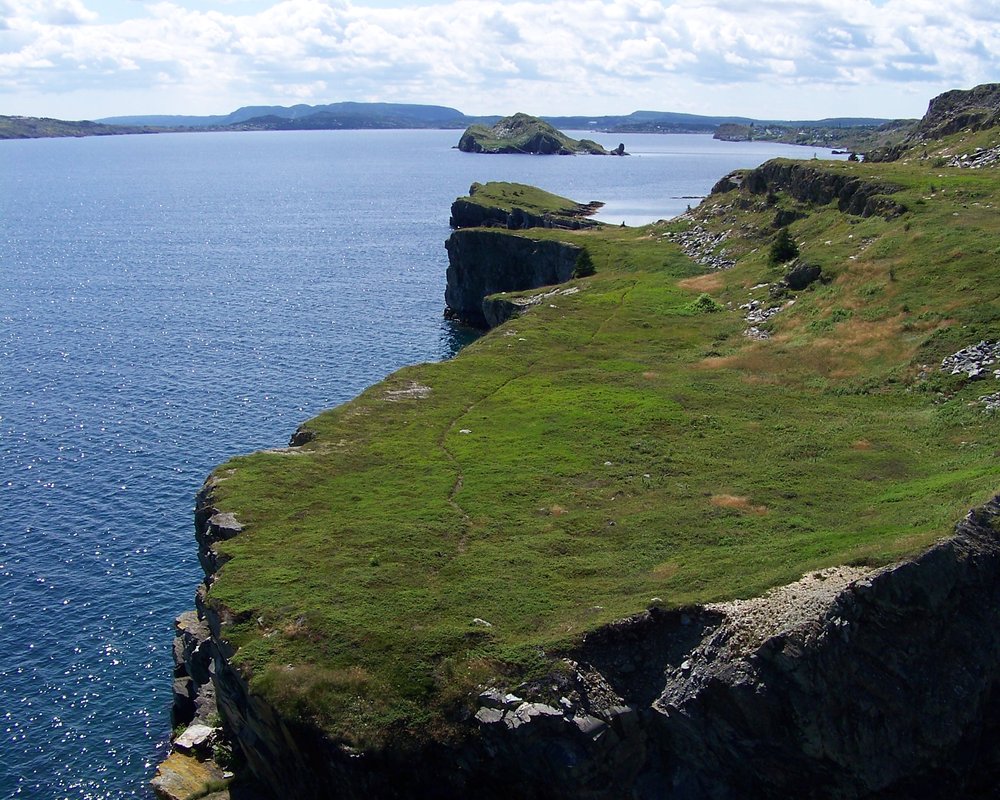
204, 130, 1000, 746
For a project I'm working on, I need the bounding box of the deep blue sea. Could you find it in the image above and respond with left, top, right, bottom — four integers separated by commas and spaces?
0, 128, 837, 798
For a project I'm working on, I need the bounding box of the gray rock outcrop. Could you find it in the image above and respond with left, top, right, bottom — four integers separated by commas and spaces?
868, 83, 1000, 161
716, 161, 906, 219
941, 340, 1000, 380
444, 230, 586, 328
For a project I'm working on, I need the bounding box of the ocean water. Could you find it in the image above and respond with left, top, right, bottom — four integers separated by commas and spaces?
0, 128, 837, 799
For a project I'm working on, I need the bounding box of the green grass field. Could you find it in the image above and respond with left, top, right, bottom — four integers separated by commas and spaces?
202, 129, 1000, 747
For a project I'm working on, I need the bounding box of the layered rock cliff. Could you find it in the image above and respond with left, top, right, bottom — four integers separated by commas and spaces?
867, 83, 1000, 161
449, 198, 603, 231
712, 161, 906, 219
172, 485, 1000, 799
444, 230, 587, 328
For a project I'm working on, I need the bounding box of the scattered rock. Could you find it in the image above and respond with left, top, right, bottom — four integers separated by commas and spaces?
940, 340, 1000, 379
474, 707, 504, 725
663, 223, 735, 271
383, 382, 432, 402
976, 391, 1000, 413
948, 145, 1000, 169
740, 297, 793, 339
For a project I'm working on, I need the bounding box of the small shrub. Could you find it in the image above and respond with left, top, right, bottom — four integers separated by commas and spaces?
212, 740, 235, 770
573, 250, 595, 278
685, 293, 723, 314
858, 282, 885, 300
769, 228, 799, 264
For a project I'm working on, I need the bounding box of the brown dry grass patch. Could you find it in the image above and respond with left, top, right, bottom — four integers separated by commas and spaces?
549, 505, 569, 516
651, 561, 679, 580
814, 317, 903, 351
710, 494, 769, 514
698, 354, 739, 370
851, 439, 873, 450
678, 273, 725, 293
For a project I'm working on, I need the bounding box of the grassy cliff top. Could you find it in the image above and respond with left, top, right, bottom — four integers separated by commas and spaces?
458, 181, 604, 218
202, 129, 1000, 748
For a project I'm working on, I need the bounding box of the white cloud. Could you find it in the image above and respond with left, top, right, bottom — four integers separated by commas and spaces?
1, 0, 998, 119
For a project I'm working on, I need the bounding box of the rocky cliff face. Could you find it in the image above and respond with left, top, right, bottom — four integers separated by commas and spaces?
712, 161, 906, 219
444, 230, 585, 328
449, 197, 603, 231
171, 486, 1000, 800
867, 83, 1000, 161
913, 83, 1000, 140
653, 498, 1000, 799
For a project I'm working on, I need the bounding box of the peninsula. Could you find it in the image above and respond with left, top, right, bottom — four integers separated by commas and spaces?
157, 85, 1000, 800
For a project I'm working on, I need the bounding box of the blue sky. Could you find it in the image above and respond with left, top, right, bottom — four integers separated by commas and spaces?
1, 0, 998, 120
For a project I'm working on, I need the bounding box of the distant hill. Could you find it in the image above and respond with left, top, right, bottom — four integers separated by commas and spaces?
97, 103, 898, 136
99, 102, 472, 129
544, 112, 896, 134
2, 101, 909, 143
543, 111, 754, 133
0, 115, 156, 140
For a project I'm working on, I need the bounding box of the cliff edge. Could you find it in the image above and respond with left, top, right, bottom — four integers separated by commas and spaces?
173, 488, 1000, 799
443, 182, 599, 328
159, 86, 1000, 799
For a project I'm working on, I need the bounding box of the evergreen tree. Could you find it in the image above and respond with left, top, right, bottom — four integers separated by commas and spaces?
769, 228, 799, 264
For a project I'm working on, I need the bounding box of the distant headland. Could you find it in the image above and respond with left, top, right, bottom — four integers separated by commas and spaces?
2, 101, 908, 152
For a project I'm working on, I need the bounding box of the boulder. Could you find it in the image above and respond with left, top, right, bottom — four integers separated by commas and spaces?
784, 260, 823, 290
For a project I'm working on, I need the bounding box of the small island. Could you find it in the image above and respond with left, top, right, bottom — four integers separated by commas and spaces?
458, 112, 625, 155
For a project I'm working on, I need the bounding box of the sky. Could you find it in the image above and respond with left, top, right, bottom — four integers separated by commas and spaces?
1, 0, 999, 121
